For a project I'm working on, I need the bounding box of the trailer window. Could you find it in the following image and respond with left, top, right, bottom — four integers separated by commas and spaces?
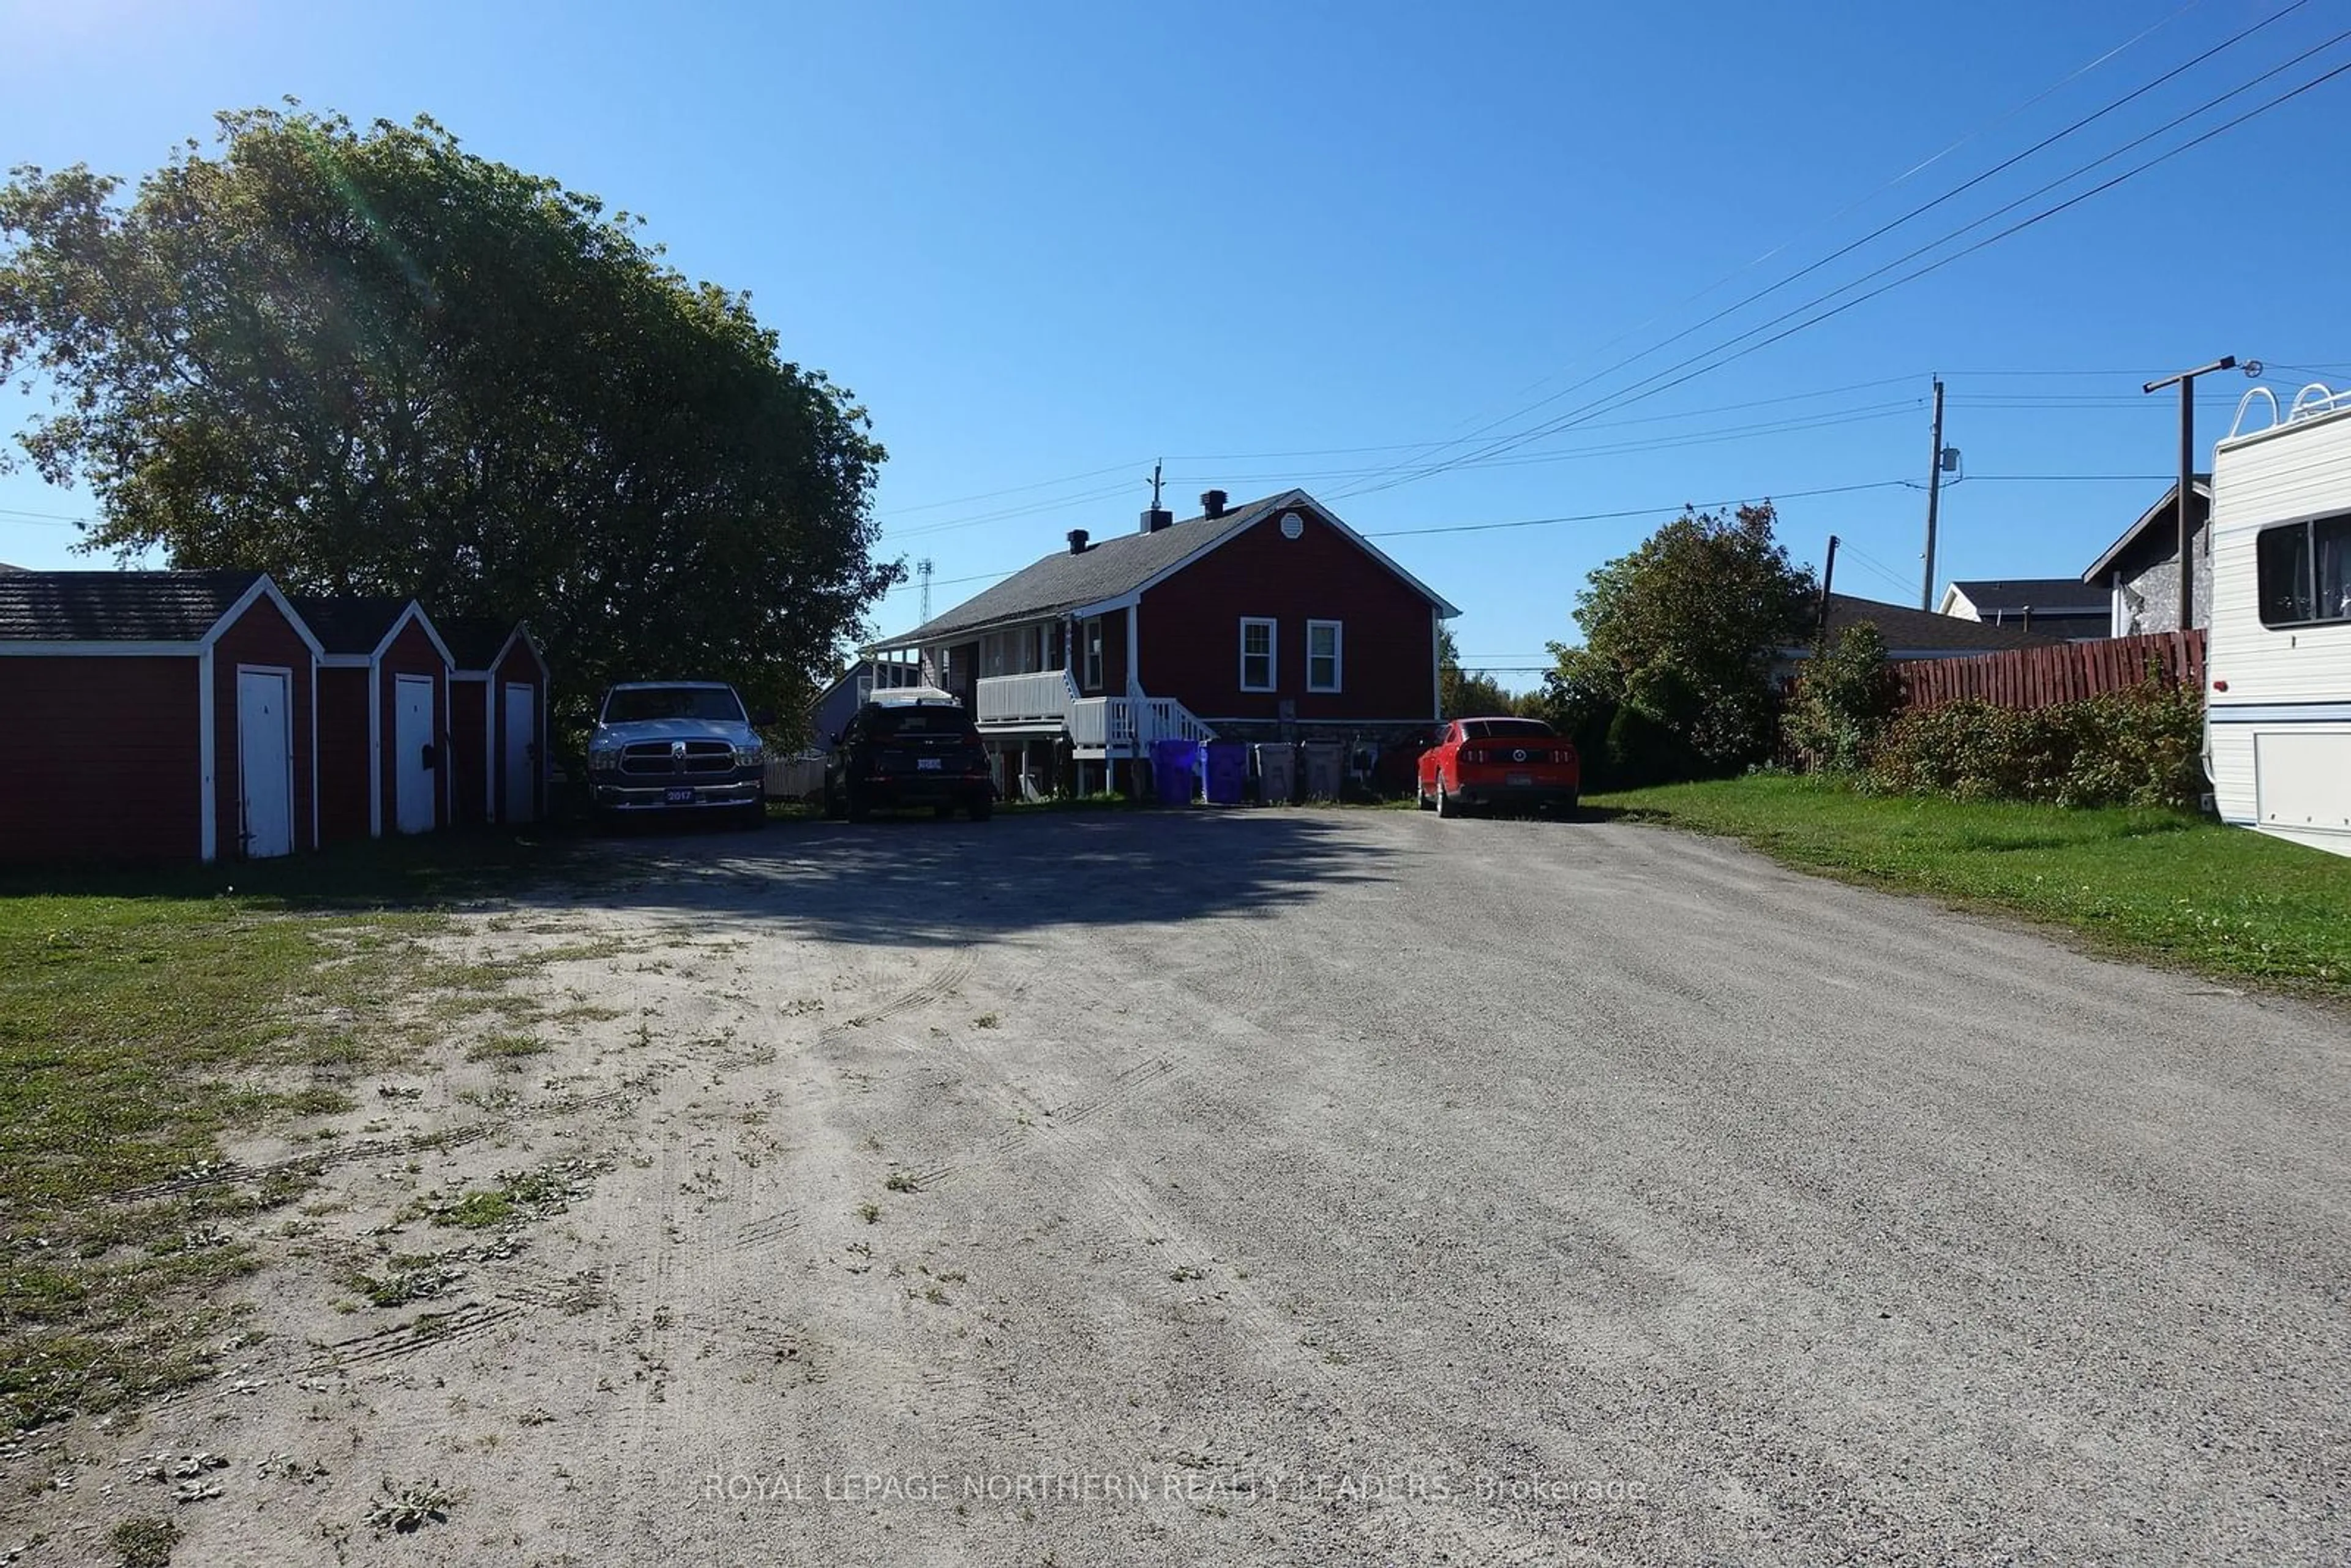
2258, 516, 2351, 627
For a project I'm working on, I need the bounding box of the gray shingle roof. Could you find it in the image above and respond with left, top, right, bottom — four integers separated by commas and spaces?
871, 493, 1295, 648
0, 569, 263, 642
288, 595, 413, 657
1822, 593, 2060, 654
436, 615, 542, 672
1949, 577, 2107, 615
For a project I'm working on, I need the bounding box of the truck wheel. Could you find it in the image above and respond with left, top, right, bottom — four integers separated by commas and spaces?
968, 793, 994, 822
823, 784, 846, 821
845, 784, 872, 823
737, 802, 767, 832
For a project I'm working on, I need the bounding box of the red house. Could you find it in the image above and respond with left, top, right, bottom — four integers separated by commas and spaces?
438, 617, 552, 825
292, 597, 455, 842
866, 488, 1459, 792
0, 570, 322, 863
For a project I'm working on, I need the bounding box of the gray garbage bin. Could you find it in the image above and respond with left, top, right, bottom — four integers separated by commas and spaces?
1300, 741, 1346, 800
1253, 743, 1297, 805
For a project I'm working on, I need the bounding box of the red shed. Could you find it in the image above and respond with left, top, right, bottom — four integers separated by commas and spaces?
438, 618, 552, 825
291, 597, 456, 841
0, 570, 322, 863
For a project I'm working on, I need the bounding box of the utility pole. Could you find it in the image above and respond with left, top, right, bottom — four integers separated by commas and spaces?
1817, 534, 1840, 648
1919, 378, 1946, 611
1150, 460, 1163, 512
917, 558, 934, 623
2142, 356, 2235, 631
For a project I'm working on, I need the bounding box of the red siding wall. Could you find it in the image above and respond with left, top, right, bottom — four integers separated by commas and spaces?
1138, 506, 1437, 722
315, 665, 373, 844
0, 656, 203, 861
449, 677, 489, 827
211, 596, 317, 857
377, 619, 450, 831
488, 640, 549, 823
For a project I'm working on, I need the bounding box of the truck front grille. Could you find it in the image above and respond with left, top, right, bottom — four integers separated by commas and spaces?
620, 740, 737, 776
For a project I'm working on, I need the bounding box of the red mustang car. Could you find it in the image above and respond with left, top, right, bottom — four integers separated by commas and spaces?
1416, 716, 1580, 818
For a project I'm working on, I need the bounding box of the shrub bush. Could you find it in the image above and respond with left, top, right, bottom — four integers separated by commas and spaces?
1784, 624, 1902, 775
1867, 678, 2203, 809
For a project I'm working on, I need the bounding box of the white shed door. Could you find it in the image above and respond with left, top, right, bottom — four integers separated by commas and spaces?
393, 674, 435, 835
236, 669, 294, 859
503, 681, 537, 824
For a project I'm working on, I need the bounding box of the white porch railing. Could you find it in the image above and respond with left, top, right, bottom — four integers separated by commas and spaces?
975, 669, 1078, 725
1068, 694, 1216, 752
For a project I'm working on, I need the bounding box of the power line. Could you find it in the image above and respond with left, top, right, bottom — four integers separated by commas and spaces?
877, 460, 1143, 518
1362, 480, 1916, 539
1341, 34, 2351, 500
1357, 2, 2213, 494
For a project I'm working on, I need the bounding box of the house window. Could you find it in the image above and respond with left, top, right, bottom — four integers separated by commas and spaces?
1307, 620, 1342, 692
2257, 514, 2351, 627
1239, 617, 1277, 692
1082, 617, 1104, 691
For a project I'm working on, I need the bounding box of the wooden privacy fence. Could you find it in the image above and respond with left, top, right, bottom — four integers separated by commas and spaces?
1896, 629, 2205, 712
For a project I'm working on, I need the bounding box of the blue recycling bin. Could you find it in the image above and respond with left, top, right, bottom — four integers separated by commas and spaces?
1151, 738, 1201, 805
1204, 743, 1248, 805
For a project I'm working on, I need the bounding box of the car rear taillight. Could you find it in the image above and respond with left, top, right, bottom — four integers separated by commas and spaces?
1463, 748, 1485, 764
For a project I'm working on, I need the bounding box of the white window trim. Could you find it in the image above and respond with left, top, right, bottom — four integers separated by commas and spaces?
1081, 616, 1104, 691
1239, 617, 1277, 693
1306, 619, 1343, 693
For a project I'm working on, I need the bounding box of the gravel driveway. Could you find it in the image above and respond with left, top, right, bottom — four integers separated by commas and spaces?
67, 809, 2351, 1566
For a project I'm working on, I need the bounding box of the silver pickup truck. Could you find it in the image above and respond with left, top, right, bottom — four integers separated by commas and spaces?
585, 681, 767, 828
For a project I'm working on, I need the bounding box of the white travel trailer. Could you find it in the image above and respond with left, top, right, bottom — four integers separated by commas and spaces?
2206, 382, 2351, 857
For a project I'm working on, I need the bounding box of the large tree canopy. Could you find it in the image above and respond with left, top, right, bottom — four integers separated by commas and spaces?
0, 107, 894, 734
1542, 501, 1815, 778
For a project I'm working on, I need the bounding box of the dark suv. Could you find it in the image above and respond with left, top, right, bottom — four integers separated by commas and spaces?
825, 697, 994, 822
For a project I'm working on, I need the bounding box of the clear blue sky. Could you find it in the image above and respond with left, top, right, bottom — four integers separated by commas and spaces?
4, 0, 2348, 678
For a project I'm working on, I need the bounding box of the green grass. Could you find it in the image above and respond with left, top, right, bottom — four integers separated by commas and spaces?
0, 831, 562, 1431
1593, 773, 2351, 991
463, 1032, 550, 1065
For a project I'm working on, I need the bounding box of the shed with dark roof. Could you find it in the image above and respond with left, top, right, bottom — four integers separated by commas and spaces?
436, 617, 552, 826
0, 569, 323, 863
290, 596, 455, 842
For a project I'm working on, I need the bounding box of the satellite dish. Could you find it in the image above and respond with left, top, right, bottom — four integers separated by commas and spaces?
1280, 511, 1304, 539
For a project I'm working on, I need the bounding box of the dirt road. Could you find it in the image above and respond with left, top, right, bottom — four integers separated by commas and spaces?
24, 810, 2351, 1565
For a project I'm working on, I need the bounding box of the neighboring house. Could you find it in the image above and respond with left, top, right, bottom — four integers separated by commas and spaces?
1782, 592, 2058, 676
2080, 476, 2212, 637
808, 656, 926, 749
0, 561, 24, 572
0, 569, 324, 862
1937, 578, 2111, 641
437, 617, 552, 827
864, 487, 1460, 793
291, 596, 455, 842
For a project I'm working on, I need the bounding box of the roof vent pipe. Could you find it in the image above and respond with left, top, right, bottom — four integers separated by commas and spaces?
1200, 489, 1228, 520
1067, 528, 1090, 555
1140, 508, 1174, 533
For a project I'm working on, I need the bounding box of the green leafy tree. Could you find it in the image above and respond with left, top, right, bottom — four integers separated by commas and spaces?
0, 107, 896, 739
1438, 627, 1517, 719
1545, 501, 1814, 779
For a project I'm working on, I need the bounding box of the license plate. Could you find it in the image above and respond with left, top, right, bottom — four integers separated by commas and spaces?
1505, 773, 1534, 787
916, 758, 943, 771
665, 787, 696, 804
